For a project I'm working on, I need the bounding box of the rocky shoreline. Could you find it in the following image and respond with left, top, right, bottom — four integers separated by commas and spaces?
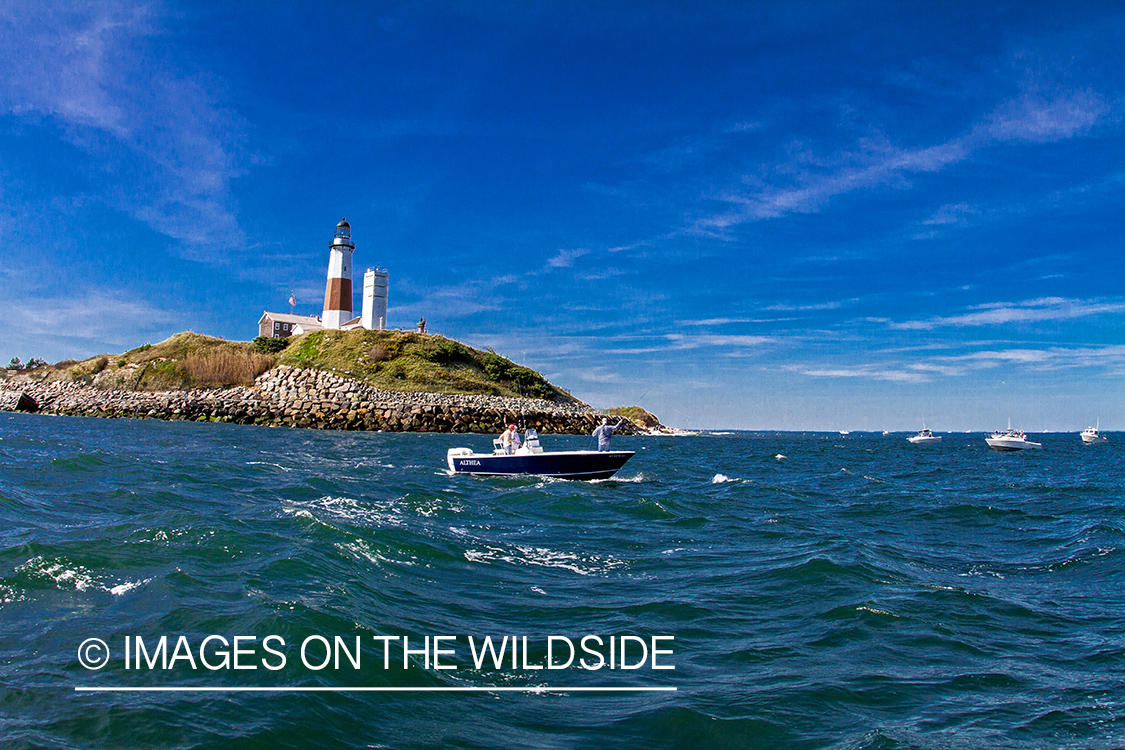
0, 365, 640, 435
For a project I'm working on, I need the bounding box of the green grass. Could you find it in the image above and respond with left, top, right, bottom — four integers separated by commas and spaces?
278, 329, 566, 399
27, 330, 571, 400
608, 406, 659, 427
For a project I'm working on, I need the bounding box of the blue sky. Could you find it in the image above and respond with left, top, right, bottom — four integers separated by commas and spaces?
1, 1, 1122, 430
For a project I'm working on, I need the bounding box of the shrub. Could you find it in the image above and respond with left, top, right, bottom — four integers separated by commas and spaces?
253, 336, 289, 354
478, 353, 554, 399
369, 345, 390, 362
91, 356, 109, 374
479, 353, 513, 381
8, 357, 23, 370
183, 349, 275, 387
416, 338, 471, 364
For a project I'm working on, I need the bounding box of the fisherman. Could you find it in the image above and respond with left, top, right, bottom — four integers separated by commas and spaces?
499, 424, 522, 454
592, 417, 623, 452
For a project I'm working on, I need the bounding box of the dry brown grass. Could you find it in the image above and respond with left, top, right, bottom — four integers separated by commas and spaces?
183, 349, 275, 387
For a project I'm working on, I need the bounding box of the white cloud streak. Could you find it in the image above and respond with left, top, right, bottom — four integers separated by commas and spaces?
799, 366, 930, 383
677, 58, 1111, 238
891, 297, 1125, 331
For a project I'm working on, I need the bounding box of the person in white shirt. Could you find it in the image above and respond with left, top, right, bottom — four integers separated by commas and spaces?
499, 424, 522, 454
592, 418, 623, 451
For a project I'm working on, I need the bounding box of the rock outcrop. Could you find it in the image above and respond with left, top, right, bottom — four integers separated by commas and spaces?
0, 390, 38, 413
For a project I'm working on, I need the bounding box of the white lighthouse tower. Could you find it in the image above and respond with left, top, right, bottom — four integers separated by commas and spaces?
322, 217, 355, 329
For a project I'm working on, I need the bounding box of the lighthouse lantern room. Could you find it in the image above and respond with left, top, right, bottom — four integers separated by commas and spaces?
322, 217, 356, 329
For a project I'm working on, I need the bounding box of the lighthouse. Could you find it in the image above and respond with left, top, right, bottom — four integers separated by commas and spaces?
322, 218, 356, 329
258, 217, 391, 338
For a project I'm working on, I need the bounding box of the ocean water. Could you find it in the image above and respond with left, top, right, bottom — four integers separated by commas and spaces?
1, 413, 1123, 749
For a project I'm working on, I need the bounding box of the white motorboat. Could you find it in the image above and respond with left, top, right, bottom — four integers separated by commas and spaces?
907, 428, 941, 445
446, 429, 634, 480
1081, 424, 1107, 444
985, 428, 1042, 451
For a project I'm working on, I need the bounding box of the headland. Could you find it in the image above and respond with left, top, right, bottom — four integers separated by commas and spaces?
0, 331, 674, 435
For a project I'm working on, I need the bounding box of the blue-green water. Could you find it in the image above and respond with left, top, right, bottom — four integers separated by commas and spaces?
1, 412, 1123, 749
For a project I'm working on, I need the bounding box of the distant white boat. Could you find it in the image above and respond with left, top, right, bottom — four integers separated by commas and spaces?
908, 428, 941, 445
1081, 423, 1107, 444
986, 428, 1042, 452
839, 430, 850, 436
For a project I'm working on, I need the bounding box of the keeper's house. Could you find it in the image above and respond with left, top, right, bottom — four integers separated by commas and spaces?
257, 312, 324, 340
258, 218, 389, 339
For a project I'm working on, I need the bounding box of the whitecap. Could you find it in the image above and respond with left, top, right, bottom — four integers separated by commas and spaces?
109, 578, 152, 596
336, 540, 416, 567
246, 461, 292, 472
18, 556, 152, 597
19, 556, 97, 592
857, 604, 898, 617
464, 543, 624, 576
592, 473, 645, 484
0, 584, 26, 604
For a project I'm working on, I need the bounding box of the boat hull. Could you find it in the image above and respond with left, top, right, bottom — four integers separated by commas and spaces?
447, 450, 635, 480
986, 438, 1042, 451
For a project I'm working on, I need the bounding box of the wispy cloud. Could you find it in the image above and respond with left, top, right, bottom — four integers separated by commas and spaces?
0, 2, 245, 257
912, 170, 1125, 241
0, 286, 181, 363
7, 288, 176, 339
664, 46, 1114, 240
891, 297, 1125, 330
664, 333, 773, 350
981, 90, 1107, 144
687, 136, 971, 235
679, 317, 759, 326
797, 365, 930, 383
790, 340, 1125, 385
546, 247, 591, 268
764, 301, 848, 312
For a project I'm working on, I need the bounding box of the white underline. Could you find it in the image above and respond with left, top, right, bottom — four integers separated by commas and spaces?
75, 686, 676, 693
